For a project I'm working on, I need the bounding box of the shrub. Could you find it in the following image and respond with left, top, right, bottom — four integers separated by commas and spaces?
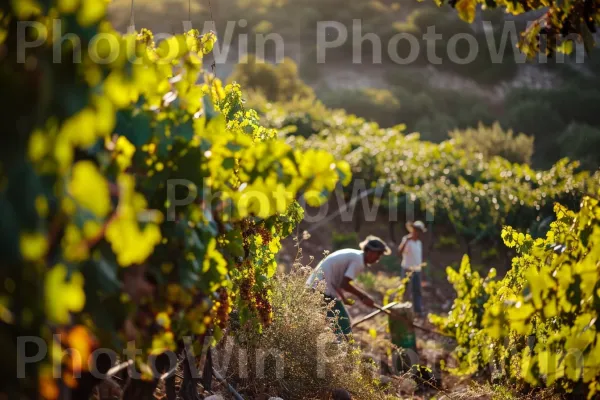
410, 7, 451, 34
545, 86, 600, 127
502, 100, 566, 155
449, 122, 535, 164
249, 94, 337, 138
229, 55, 315, 102
355, 271, 378, 292
434, 235, 460, 250
392, 88, 436, 126
384, 68, 429, 93
320, 88, 402, 128
503, 86, 600, 167
391, 84, 495, 132
431, 195, 600, 397
502, 100, 570, 167
505, 86, 600, 135
218, 267, 397, 400
440, 32, 519, 85
332, 231, 360, 251
557, 123, 600, 170
454, 103, 495, 129
414, 113, 458, 142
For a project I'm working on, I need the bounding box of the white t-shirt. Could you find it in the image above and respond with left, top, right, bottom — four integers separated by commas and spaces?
306, 249, 365, 298
400, 238, 423, 271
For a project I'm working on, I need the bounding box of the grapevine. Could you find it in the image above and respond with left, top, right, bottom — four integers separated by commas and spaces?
281, 107, 599, 250
0, 1, 351, 398
436, 0, 600, 57
431, 192, 600, 398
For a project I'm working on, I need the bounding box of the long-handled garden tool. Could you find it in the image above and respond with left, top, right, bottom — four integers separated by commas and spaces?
352, 302, 445, 337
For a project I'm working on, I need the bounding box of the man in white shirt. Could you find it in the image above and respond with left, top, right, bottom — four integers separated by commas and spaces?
306, 235, 391, 338
397, 221, 427, 317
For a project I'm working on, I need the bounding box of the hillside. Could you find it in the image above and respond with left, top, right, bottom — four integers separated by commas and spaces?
107, 0, 600, 170
3, 1, 600, 400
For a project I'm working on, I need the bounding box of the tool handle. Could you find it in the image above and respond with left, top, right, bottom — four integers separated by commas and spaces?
374, 303, 393, 316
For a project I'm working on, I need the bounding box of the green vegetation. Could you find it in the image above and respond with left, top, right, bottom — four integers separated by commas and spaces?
557, 123, 600, 171
319, 88, 402, 129
502, 84, 600, 168
440, 0, 600, 58
449, 122, 534, 165
4, 0, 600, 399
434, 234, 460, 250
431, 194, 600, 398
110, 0, 600, 170
256, 92, 599, 254
222, 267, 397, 399
331, 231, 360, 252
228, 55, 315, 102
0, 3, 350, 398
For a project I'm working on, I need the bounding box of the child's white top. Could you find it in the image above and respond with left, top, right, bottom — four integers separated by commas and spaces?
400, 238, 423, 272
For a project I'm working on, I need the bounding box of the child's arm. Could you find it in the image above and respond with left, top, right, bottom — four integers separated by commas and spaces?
397, 235, 409, 255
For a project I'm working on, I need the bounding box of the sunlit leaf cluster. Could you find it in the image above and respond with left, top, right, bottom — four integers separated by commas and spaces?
0, 1, 350, 397
431, 192, 600, 398
281, 103, 599, 245
437, 0, 599, 57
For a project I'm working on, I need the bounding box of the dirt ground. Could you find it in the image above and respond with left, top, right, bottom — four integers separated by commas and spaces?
272, 197, 511, 399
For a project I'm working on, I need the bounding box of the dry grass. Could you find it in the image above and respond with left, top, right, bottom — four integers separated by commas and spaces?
214, 266, 404, 400
445, 381, 566, 400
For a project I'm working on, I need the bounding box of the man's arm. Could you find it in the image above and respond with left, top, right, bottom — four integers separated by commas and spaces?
339, 276, 375, 308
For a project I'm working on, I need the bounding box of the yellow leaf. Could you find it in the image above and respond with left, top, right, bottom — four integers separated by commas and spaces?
77, 0, 107, 27
155, 312, 171, 330
114, 136, 136, 171
68, 161, 111, 217
28, 129, 49, 162
45, 265, 85, 324
455, 0, 476, 23
59, 107, 97, 147
93, 96, 116, 137
57, 0, 80, 13
12, 0, 42, 19
20, 232, 48, 262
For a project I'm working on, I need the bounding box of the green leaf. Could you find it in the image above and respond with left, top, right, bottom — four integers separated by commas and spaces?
222, 157, 235, 170
94, 257, 122, 294
116, 109, 153, 147
203, 95, 218, 121
223, 229, 244, 258
179, 258, 200, 289
175, 120, 194, 141
226, 143, 243, 152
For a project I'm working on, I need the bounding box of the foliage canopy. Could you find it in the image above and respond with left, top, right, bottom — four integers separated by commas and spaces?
0, 1, 350, 397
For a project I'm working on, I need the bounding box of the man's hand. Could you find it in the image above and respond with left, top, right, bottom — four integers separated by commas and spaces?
340, 276, 376, 308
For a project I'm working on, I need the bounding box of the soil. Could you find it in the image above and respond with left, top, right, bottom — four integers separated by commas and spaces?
273, 196, 509, 399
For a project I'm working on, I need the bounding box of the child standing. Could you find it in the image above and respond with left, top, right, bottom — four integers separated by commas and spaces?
397, 221, 427, 317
